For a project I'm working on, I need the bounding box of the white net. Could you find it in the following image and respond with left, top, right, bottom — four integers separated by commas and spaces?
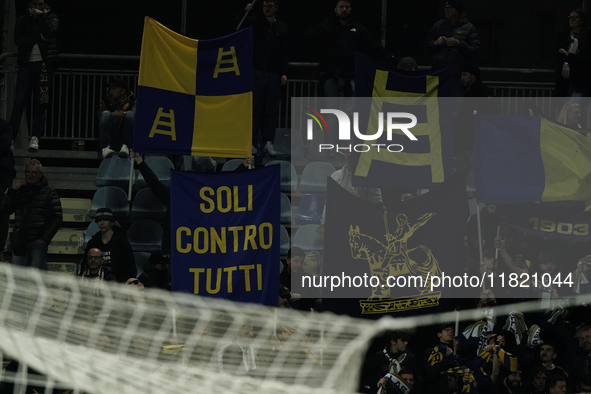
0, 264, 589, 394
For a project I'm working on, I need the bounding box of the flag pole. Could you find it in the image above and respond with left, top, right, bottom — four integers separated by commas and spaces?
476, 203, 485, 291
454, 310, 459, 354
236, 0, 258, 31
494, 225, 500, 259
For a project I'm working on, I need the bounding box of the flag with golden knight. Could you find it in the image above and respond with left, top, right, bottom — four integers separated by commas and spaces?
134, 17, 252, 158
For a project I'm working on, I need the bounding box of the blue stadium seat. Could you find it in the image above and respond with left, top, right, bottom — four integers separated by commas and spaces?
265, 160, 297, 193
96, 156, 136, 189
89, 187, 129, 220
280, 193, 291, 224
280, 225, 290, 256
130, 188, 167, 220
293, 224, 323, 252
295, 194, 326, 225
222, 159, 244, 172
298, 162, 335, 193
134, 252, 151, 277
128, 220, 163, 253
135, 156, 174, 189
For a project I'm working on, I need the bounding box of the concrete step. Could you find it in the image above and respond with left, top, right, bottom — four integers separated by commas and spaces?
13, 148, 99, 160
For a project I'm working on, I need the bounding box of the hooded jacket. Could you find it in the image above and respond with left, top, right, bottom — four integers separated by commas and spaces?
85, 225, 136, 283
14, 6, 59, 65
426, 17, 480, 73
0, 176, 62, 244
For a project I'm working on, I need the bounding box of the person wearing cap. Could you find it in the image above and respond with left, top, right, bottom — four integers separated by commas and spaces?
0, 158, 62, 269
97, 78, 136, 159
460, 63, 492, 97
426, 0, 480, 86
84, 207, 136, 283
397, 57, 418, 72
10, 0, 59, 153
138, 250, 171, 290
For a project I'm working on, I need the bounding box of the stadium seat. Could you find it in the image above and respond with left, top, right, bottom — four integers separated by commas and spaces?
293, 224, 323, 252
280, 225, 290, 256
272, 128, 292, 160
222, 159, 244, 172
134, 252, 151, 277
265, 160, 297, 193
128, 220, 163, 253
280, 193, 291, 224
96, 156, 136, 189
89, 187, 129, 220
289, 129, 306, 162
298, 162, 335, 193
135, 156, 174, 189
130, 188, 167, 220
295, 194, 326, 225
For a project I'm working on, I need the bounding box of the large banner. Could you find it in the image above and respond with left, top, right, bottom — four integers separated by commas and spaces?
170, 166, 280, 305
351, 54, 455, 188
135, 17, 251, 158
499, 202, 591, 242
475, 114, 591, 204
319, 171, 468, 317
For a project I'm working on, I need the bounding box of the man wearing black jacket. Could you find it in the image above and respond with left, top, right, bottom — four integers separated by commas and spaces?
240, 1, 288, 158
0, 158, 62, 269
10, 0, 58, 152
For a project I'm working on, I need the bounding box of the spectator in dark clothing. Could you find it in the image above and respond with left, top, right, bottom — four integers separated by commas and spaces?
0, 158, 62, 269
571, 326, 591, 388
85, 207, 136, 283
139, 250, 171, 290
461, 63, 493, 98
306, 0, 393, 150
279, 246, 305, 288
10, 0, 58, 152
80, 247, 117, 282
239, 1, 288, 158
426, 0, 480, 95
555, 9, 591, 98
499, 370, 524, 394
98, 78, 136, 159
375, 331, 422, 383
545, 375, 568, 394
130, 150, 171, 254
0, 119, 15, 261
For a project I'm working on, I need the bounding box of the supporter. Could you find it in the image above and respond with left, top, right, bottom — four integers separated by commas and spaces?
536, 344, 568, 378
280, 246, 305, 288
0, 158, 62, 269
556, 102, 583, 130
377, 368, 415, 394
397, 57, 418, 71
234, 156, 255, 171
305, 0, 393, 153
10, 0, 58, 152
126, 277, 145, 290
84, 207, 136, 283
80, 247, 117, 282
375, 331, 421, 383
138, 250, 171, 290
0, 117, 14, 261
98, 78, 136, 159
575, 374, 591, 393
239, 0, 288, 158
555, 9, 591, 98
130, 150, 171, 253
460, 63, 492, 97
526, 367, 548, 394
499, 370, 524, 394
571, 326, 591, 387
426, 0, 480, 91
545, 374, 568, 394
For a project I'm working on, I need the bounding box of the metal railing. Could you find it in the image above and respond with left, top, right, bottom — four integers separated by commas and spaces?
0, 53, 559, 141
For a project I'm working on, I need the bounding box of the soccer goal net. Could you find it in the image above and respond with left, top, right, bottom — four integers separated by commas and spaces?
0, 264, 587, 394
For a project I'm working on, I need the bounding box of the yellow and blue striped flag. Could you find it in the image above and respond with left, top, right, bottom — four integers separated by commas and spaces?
135, 17, 252, 158
476, 114, 591, 203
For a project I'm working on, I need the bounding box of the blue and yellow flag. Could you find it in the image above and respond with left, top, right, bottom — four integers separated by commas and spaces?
170, 166, 280, 305
351, 54, 455, 188
135, 17, 252, 158
476, 114, 591, 204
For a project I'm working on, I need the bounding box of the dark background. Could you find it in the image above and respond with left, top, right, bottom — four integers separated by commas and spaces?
20, 0, 585, 69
